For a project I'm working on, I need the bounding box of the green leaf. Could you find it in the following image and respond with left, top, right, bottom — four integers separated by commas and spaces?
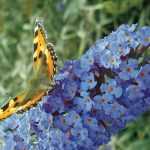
126, 139, 150, 150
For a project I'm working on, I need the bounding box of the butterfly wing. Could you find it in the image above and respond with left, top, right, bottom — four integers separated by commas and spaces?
0, 20, 57, 120
33, 20, 57, 80
33, 20, 47, 71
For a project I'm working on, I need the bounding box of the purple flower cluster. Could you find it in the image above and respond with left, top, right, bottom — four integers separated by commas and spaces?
0, 25, 149, 150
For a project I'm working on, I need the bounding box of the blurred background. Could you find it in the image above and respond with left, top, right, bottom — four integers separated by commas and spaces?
0, 0, 149, 149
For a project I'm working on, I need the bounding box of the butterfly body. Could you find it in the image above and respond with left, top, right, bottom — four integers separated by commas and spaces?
0, 20, 57, 120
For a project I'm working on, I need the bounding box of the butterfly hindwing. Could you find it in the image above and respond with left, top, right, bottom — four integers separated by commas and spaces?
46, 43, 57, 79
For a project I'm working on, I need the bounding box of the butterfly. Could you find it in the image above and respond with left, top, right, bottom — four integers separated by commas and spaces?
0, 19, 57, 120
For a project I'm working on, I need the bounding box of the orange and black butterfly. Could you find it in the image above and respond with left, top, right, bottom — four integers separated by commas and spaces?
0, 19, 57, 120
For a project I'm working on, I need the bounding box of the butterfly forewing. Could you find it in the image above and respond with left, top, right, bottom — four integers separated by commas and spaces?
33, 20, 57, 79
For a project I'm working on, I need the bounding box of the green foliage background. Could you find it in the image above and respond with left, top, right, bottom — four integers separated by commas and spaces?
0, 0, 149, 149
